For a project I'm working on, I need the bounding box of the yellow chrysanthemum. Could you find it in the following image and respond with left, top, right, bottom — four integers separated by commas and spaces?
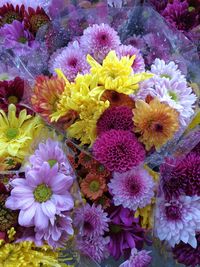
135, 165, 159, 229
0, 104, 43, 160
51, 72, 109, 145
87, 50, 153, 97
133, 98, 179, 151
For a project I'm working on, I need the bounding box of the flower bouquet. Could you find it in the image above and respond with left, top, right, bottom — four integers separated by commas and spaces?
0, 1, 200, 267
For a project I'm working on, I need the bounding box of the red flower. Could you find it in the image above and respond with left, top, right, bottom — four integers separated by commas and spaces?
24, 6, 50, 35
0, 3, 25, 27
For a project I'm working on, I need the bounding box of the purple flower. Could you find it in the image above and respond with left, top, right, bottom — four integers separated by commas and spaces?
6, 162, 74, 230
74, 204, 110, 238
97, 106, 134, 136
172, 233, 200, 267
0, 0, 51, 10
29, 138, 74, 177
76, 235, 110, 263
108, 167, 155, 211
120, 248, 152, 267
80, 23, 121, 62
92, 130, 145, 173
0, 20, 38, 56
107, 206, 147, 260
49, 41, 90, 82
155, 195, 200, 248
116, 45, 145, 73
36, 212, 74, 248
149, 0, 168, 12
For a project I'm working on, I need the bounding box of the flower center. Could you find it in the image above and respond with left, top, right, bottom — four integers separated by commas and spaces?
169, 91, 178, 101
154, 123, 163, 132
188, 6, 195, 12
83, 221, 94, 232
0, 73, 9, 81
2, 11, 21, 25
47, 159, 57, 168
30, 14, 49, 33
8, 96, 18, 104
18, 36, 27, 44
89, 180, 100, 192
165, 204, 182, 221
68, 58, 78, 68
128, 178, 141, 194
34, 183, 52, 203
110, 224, 122, 233
6, 128, 19, 140
160, 74, 171, 79
98, 165, 105, 172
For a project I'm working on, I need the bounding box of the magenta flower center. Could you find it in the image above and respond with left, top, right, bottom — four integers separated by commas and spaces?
34, 183, 52, 203
68, 58, 78, 68
98, 33, 109, 45
83, 221, 94, 232
165, 204, 182, 220
128, 176, 141, 194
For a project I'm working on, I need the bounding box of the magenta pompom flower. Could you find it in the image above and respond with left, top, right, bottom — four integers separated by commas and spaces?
80, 23, 121, 62
155, 196, 200, 248
0, 20, 38, 55
49, 42, 90, 82
29, 138, 74, 176
76, 235, 110, 263
74, 203, 110, 238
97, 106, 134, 136
109, 167, 154, 210
116, 45, 145, 73
120, 248, 152, 267
92, 130, 145, 173
6, 162, 74, 230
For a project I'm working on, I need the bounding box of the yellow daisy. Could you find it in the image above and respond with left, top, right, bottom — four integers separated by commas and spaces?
0, 104, 43, 159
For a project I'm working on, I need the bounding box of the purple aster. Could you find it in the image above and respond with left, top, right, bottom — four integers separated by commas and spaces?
92, 130, 145, 173
124, 35, 146, 51
74, 203, 110, 238
172, 233, 200, 267
107, 206, 148, 260
120, 248, 152, 267
80, 23, 121, 62
161, 153, 200, 198
6, 162, 74, 230
29, 138, 74, 177
35, 212, 74, 248
49, 41, 90, 82
155, 195, 200, 248
97, 106, 134, 136
109, 167, 155, 211
0, 20, 38, 56
116, 45, 145, 73
162, 0, 199, 32
76, 235, 110, 263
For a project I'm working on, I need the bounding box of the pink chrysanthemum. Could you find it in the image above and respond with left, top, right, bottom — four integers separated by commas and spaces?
6, 162, 74, 230
49, 42, 90, 81
155, 196, 200, 248
76, 236, 110, 263
92, 130, 145, 173
120, 248, 152, 267
74, 203, 110, 238
109, 167, 154, 210
116, 45, 145, 73
29, 138, 74, 177
80, 23, 121, 62
97, 106, 134, 136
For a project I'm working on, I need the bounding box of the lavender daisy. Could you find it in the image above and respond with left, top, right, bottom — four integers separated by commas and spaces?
155, 196, 200, 248
108, 167, 155, 211
0, 20, 38, 56
76, 235, 110, 263
74, 203, 110, 238
116, 45, 145, 73
6, 162, 74, 230
120, 248, 152, 267
49, 41, 89, 82
80, 23, 121, 62
29, 138, 74, 176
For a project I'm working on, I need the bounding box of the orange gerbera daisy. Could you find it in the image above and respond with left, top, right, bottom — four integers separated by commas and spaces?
133, 98, 179, 151
80, 173, 107, 201
101, 90, 135, 109
31, 76, 65, 122
78, 151, 96, 170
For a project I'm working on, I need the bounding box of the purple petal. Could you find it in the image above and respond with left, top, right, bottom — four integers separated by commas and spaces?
18, 204, 37, 227
41, 201, 56, 218
50, 173, 73, 193
34, 204, 49, 229
52, 193, 74, 211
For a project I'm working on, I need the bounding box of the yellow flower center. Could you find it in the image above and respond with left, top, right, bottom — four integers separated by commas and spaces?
47, 159, 57, 168
34, 184, 52, 203
89, 180, 100, 192
6, 128, 19, 140
8, 96, 18, 104
160, 74, 171, 79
